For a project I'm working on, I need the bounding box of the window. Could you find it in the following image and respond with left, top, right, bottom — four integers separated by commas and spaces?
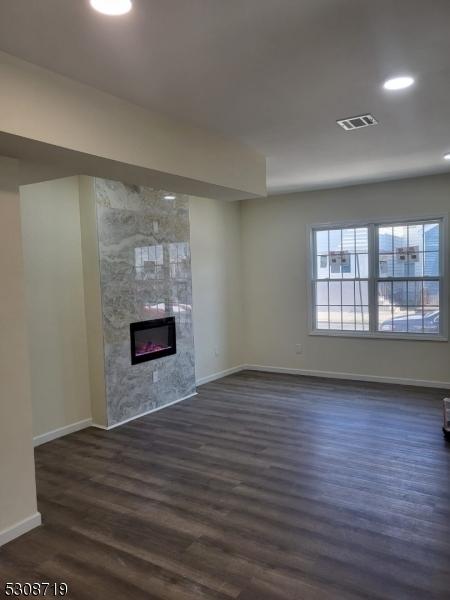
311, 218, 446, 339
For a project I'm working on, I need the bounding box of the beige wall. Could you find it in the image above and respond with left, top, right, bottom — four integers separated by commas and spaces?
0, 51, 266, 200
20, 177, 92, 438
0, 156, 39, 542
78, 176, 107, 427
241, 174, 450, 386
190, 196, 244, 382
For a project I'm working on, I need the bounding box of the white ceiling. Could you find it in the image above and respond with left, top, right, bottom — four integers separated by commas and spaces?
1, 0, 450, 194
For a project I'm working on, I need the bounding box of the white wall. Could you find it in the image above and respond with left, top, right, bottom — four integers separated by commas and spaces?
0, 156, 40, 545
20, 177, 91, 440
190, 196, 244, 383
241, 173, 450, 386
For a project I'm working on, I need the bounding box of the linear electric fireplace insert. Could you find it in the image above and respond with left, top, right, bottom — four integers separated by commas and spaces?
130, 317, 176, 365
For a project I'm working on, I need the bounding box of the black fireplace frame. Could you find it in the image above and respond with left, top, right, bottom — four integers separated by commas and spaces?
130, 317, 176, 365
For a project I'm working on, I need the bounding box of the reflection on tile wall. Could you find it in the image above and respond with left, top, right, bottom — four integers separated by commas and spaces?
95, 178, 196, 426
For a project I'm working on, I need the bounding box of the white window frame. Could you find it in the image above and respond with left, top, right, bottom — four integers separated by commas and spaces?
308, 215, 448, 341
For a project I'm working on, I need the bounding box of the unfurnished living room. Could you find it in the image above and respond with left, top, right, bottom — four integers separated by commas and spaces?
0, 1, 450, 599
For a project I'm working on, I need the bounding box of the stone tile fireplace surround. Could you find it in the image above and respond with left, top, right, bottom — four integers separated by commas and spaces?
90, 178, 196, 427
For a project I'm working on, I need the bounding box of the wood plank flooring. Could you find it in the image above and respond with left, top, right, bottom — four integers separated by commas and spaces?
1, 370, 450, 599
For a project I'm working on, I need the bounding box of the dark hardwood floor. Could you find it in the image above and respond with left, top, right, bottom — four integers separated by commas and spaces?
1, 371, 450, 599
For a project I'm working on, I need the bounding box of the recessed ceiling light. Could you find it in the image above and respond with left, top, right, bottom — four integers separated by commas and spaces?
444, 153, 450, 161
383, 76, 415, 91
90, 0, 132, 16
164, 194, 176, 200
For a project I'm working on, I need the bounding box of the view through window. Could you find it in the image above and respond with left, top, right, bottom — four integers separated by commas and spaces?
312, 219, 444, 337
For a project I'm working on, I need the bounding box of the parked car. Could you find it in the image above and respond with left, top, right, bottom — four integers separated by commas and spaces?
380, 310, 439, 333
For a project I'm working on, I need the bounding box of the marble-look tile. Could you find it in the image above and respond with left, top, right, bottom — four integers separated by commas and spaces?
94, 178, 196, 426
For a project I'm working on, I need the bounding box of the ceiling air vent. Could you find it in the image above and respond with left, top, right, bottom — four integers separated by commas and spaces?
337, 114, 378, 131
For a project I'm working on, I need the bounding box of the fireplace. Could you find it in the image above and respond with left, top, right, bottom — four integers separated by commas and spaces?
130, 317, 176, 365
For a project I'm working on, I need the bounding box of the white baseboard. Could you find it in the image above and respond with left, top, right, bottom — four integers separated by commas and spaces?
33, 418, 93, 447
196, 365, 245, 386
243, 364, 450, 389
0, 512, 42, 547
92, 392, 198, 431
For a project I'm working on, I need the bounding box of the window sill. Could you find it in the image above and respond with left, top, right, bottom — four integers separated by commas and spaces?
309, 330, 448, 342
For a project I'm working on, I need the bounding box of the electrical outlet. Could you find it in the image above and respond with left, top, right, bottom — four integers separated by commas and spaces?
295, 344, 303, 355
152, 370, 159, 383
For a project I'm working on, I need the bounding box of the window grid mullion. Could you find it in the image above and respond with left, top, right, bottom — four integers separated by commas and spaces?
354, 227, 357, 330
340, 229, 343, 331
406, 224, 410, 332
311, 218, 444, 338
327, 230, 330, 329
391, 281, 394, 332
422, 225, 425, 333
312, 229, 317, 330
370, 224, 377, 333
439, 216, 444, 336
